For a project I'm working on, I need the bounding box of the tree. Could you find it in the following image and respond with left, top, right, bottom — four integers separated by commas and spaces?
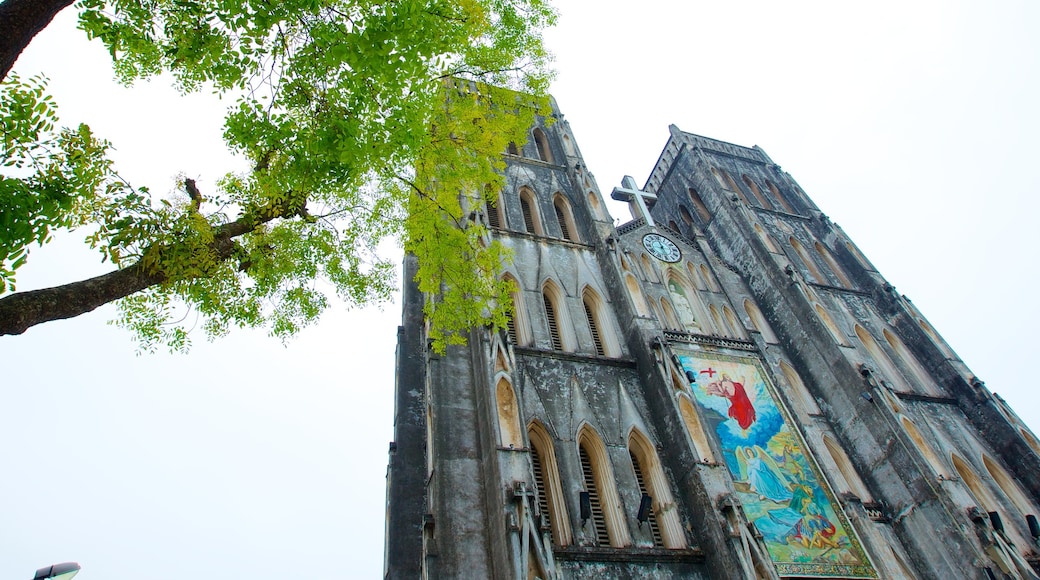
0, 0, 555, 352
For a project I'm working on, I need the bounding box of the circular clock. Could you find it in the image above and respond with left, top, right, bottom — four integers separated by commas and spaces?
642, 233, 681, 263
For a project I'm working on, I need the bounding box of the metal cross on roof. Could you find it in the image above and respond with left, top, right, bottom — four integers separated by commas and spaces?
611, 175, 658, 229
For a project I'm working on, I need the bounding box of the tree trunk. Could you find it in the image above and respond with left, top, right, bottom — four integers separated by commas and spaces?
0, 0, 75, 83
0, 261, 167, 335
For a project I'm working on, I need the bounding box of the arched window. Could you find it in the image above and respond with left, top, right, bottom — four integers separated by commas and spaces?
744, 299, 778, 343
582, 288, 620, 357
542, 281, 573, 352
486, 192, 503, 229
528, 421, 572, 546
519, 188, 543, 235
687, 262, 706, 291
628, 429, 687, 549
496, 378, 523, 447
577, 426, 630, 547
668, 220, 680, 233
815, 303, 847, 346
958, 454, 1033, 551
723, 306, 745, 339
507, 141, 520, 156
688, 188, 711, 222
845, 240, 873, 271
883, 329, 938, 395
533, 128, 554, 163
679, 205, 695, 226
561, 134, 576, 156
699, 264, 720, 293
754, 223, 781, 253
502, 274, 531, 346
742, 174, 773, 210
659, 297, 680, 329
553, 194, 579, 242
983, 455, 1035, 517
1021, 428, 1040, 456
779, 361, 821, 415
721, 169, 752, 205
789, 236, 827, 284
901, 416, 947, 476
815, 241, 853, 287
766, 180, 797, 213
856, 325, 912, 391
709, 305, 725, 335
624, 273, 650, 317
641, 254, 660, 283
587, 191, 602, 220
677, 394, 714, 461
823, 434, 872, 500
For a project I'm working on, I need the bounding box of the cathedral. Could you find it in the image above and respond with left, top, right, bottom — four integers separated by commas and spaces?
383, 96, 1040, 579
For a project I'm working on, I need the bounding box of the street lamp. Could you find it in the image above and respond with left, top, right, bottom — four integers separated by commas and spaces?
33, 563, 80, 580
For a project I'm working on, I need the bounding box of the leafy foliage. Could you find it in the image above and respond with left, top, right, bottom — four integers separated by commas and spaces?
0, 0, 556, 351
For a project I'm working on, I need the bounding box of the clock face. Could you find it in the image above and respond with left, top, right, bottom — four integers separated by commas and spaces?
642, 233, 681, 263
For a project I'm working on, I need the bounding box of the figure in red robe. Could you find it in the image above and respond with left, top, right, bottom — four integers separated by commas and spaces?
705, 374, 756, 430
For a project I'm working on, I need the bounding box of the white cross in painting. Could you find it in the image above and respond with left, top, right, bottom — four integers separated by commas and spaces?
611, 175, 658, 229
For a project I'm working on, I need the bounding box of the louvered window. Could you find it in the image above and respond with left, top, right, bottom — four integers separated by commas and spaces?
530, 445, 554, 543
554, 203, 572, 241
630, 452, 663, 547
505, 311, 518, 344
580, 446, 610, 546
543, 294, 562, 351
583, 299, 605, 356
521, 197, 536, 234
487, 200, 501, 228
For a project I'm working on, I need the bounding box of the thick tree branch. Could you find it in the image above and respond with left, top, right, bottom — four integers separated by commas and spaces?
0, 0, 75, 83
0, 198, 301, 335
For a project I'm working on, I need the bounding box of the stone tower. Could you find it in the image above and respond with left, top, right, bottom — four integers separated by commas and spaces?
384, 98, 1040, 579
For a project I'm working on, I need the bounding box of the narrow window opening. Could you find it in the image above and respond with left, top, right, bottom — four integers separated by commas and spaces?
579, 445, 610, 546
521, 197, 536, 234
544, 293, 562, 351
583, 299, 605, 356
487, 198, 501, 228
530, 445, 554, 544
630, 451, 663, 547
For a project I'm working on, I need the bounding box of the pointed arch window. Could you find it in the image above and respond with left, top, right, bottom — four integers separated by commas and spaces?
723, 306, 745, 339
659, 298, 680, 329
742, 174, 773, 210
679, 205, 694, 226
900, 416, 947, 476
519, 188, 543, 235
577, 427, 630, 547
677, 394, 714, 461
744, 299, 778, 343
688, 188, 711, 222
815, 241, 853, 287
687, 262, 707, 292
641, 254, 659, 283
628, 429, 687, 549
823, 434, 872, 501
533, 128, 554, 163
624, 273, 650, 317
789, 236, 827, 284
856, 324, 912, 391
883, 329, 938, 395
709, 305, 725, 336
528, 421, 572, 546
766, 180, 797, 214
507, 141, 520, 156
582, 288, 620, 357
486, 195, 503, 228
553, 194, 579, 242
779, 361, 821, 415
542, 282, 573, 352
503, 274, 530, 346
754, 223, 781, 254
699, 264, 720, 292
496, 378, 523, 447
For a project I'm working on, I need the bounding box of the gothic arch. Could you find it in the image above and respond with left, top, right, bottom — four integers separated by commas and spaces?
900, 416, 947, 477
519, 187, 544, 235
699, 264, 720, 292
553, 193, 579, 242
587, 191, 603, 219
533, 128, 554, 163
814, 303, 847, 346
742, 174, 773, 209
789, 236, 827, 284
815, 241, 853, 287
507, 141, 520, 156
688, 188, 711, 222
754, 223, 781, 253
686, 262, 707, 291
502, 273, 531, 346
778, 360, 821, 415
952, 453, 998, 511
744, 299, 778, 343
677, 393, 714, 461
717, 168, 752, 205
496, 377, 523, 448
856, 324, 910, 392
624, 273, 650, 317
823, 434, 872, 500
542, 280, 574, 352
983, 454, 1035, 517
627, 428, 687, 549
528, 420, 572, 546
641, 253, 660, 283
1021, 428, 1040, 456
766, 180, 797, 213
666, 273, 705, 333
581, 287, 621, 357
723, 305, 745, 339
844, 240, 873, 271
485, 190, 504, 229
577, 425, 631, 547
659, 297, 680, 329
709, 305, 725, 336
679, 205, 694, 226
883, 329, 938, 395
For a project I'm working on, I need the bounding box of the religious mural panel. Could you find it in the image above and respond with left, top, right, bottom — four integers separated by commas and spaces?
674, 348, 877, 578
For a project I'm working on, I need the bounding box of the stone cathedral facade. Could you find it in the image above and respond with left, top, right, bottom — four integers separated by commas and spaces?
384, 97, 1040, 579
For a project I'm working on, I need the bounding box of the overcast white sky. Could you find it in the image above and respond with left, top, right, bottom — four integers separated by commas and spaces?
2, 1, 1038, 578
